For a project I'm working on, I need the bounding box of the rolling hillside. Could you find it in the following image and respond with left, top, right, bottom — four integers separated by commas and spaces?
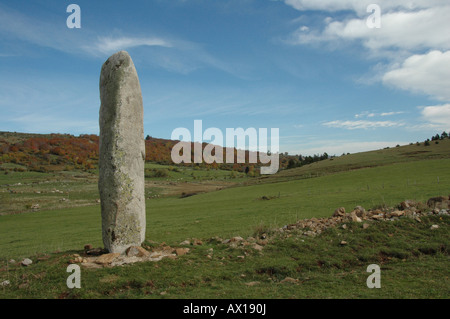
0, 131, 449, 299
0, 131, 296, 173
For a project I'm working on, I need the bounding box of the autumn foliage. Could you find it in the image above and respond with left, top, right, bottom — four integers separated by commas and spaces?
0, 132, 294, 173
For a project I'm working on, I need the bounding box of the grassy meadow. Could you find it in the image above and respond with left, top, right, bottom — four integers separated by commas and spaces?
0, 139, 449, 298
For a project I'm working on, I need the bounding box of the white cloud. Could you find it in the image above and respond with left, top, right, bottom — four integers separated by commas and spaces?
420, 104, 450, 131
355, 111, 405, 118
287, 6, 450, 55
380, 111, 405, 117
284, 0, 445, 15
383, 50, 450, 101
284, 1, 450, 102
323, 120, 401, 130
85, 37, 172, 56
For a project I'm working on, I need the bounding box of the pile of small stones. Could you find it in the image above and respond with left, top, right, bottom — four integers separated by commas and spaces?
212, 195, 449, 250
70, 244, 190, 269
277, 196, 449, 238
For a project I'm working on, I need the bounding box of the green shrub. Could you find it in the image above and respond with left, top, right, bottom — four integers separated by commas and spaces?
145, 168, 169, 178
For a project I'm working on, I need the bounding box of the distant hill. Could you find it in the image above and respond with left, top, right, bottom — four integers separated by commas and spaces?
263, 137, 450, 183
0, 131, 296, 173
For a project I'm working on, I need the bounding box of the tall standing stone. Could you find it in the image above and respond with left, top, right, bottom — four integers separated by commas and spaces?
99, 51, 146, 254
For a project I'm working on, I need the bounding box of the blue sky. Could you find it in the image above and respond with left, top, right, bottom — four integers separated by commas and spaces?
1, 0, 449, 156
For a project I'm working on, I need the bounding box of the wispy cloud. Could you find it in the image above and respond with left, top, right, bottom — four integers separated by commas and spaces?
84, 36, 173, 56
0, 3, 240, 77
355, 111, 405, 118
323, 120, 402, 130
380, 111, 405, 117
354, 112, 375, 119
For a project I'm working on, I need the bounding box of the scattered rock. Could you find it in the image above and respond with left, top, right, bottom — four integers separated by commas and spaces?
126, 246, 150, 258
333, 207, 345, 217
400, 200, 416, 209
388, 210, 404, 218
175, 248, 190, 256
340, 241, 348, 246
245, 196, 450, 249
21, 258, 32, 266
95, 253, 120, 265
80, 262, 103, 269
0, 280, 10, 287
350, 211, 362, 222
353, 206, 366, 218
71, 256, 84, 263
252, 243, 264, 251
179, 240, 190, 246
193, 239, 203, 246
430, 225, 439, 230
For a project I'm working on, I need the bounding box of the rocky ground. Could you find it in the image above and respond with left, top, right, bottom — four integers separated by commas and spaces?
202, 194, 450, 251
7, 195, 449, 272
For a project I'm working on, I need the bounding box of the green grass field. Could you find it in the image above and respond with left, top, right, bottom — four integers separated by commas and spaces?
0, 140, 449, 298
1, 158, 449, 260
